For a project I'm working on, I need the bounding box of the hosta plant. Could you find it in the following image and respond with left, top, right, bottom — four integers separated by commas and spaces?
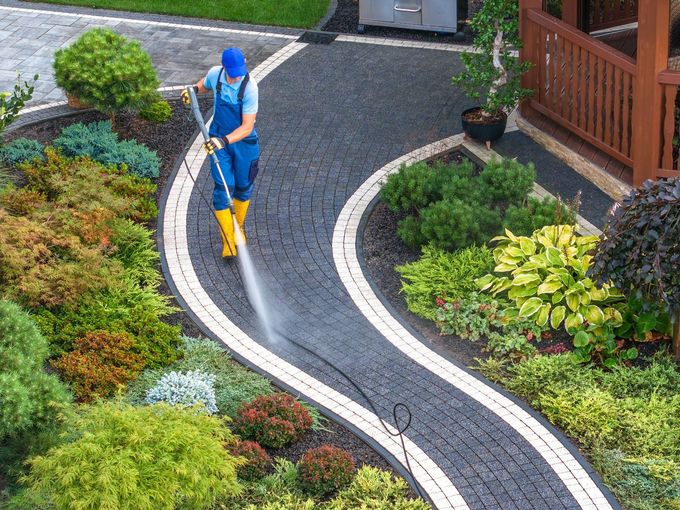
477, 225, 625, 334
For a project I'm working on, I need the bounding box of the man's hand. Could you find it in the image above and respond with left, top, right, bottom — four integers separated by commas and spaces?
203, 136, 228, 154
181, 85, 199, 106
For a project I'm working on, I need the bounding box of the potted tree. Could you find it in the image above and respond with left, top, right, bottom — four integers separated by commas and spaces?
452, 0, 532, 148
590, 178, 680, 360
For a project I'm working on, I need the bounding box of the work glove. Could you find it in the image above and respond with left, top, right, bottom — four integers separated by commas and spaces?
203, 136, 229, 155
181, 85, 199, 105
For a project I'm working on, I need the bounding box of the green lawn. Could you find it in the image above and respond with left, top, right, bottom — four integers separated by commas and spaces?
31, 0, 330, 29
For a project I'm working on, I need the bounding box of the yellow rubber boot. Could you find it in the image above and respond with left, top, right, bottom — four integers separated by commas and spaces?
214, 209, 237, 258
233, 199, 250, 244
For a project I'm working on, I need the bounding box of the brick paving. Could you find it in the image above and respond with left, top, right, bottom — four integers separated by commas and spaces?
0, 0, 296, 105
170, 40, 619, 510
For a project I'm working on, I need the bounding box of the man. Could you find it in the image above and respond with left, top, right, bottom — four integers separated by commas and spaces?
182, 47, 259, 258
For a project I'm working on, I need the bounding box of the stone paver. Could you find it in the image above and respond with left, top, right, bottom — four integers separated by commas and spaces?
162, 38, 620, 510
0, 1, 297, 104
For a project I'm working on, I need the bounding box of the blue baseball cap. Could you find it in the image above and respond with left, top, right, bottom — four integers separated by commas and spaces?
222, 48, 247, 78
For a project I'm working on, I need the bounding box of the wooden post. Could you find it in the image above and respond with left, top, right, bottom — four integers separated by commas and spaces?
562, 0, 580, 28
632, 0, 669, 186
520, 0, 543, 116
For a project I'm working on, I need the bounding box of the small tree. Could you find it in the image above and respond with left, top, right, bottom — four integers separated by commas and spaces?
452, 0, 532, 119
53, 28, 159, 128
590, 178, 680, 359
0, 73, 37, 141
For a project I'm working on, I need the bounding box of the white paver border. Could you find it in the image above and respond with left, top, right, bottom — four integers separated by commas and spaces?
161, 40, 468, 510
331, 135, 614, 510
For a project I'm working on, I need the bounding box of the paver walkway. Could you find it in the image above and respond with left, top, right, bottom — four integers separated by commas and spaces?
162, 39, 620, 510
0, 0, 297, 104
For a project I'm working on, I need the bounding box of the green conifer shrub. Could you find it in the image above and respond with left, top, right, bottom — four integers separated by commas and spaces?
0, 301, 70, 438
21, 400, 242, 510
0, 138, 44, 167
53, 29, 160, 125
139, 99, 172, 123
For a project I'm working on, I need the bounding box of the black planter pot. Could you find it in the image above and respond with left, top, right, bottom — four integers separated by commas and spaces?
461, 107, 508, 148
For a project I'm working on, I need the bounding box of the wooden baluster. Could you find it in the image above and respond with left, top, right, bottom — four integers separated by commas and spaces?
622, 71, 631, 158
597, 57, 606, 143
662, 85, 677, 169
557, 33, 565, 116
588, 50, 597, 137
565, 40, 573, 121
579, 47, 588, 131
539, 26, 547, 105
612, 66, 622, 152
604, 61, 613, 147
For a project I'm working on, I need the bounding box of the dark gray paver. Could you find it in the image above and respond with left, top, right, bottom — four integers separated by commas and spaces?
184, 41, 592, 510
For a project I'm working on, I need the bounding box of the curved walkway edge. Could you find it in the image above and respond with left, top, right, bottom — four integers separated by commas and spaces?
332, 135, 619, 510
159, 41, 467, 510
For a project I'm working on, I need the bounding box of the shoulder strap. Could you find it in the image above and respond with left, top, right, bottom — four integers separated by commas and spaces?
237, 73, 250, 102
216, 68, 224, 94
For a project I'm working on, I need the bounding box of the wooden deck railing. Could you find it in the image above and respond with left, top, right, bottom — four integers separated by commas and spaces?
524, 8, 636, 168
588, 0, 638, 32
657, 69, 680, 179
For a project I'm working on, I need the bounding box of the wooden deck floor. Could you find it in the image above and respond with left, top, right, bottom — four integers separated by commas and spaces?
523, 108, 634, 186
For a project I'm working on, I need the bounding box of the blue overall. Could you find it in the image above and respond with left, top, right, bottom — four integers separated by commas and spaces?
209, 70, 260, 211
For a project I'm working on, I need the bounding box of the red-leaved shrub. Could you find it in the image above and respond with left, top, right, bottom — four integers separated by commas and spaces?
232, 393, 313, 449
228, 440, 271, 480
51, 330, 144, 402
298, 445, 356, 496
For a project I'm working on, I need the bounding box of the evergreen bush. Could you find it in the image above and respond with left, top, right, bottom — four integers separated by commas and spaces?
0, 300, 70, 438
52, 331, 145, 402
0, 138, 44, 167
380, 158, 536, 251
54, 121, 161, 179
21, 400, 242, 510
503, 195, 578, 237
145, 370, 219, 414
139, 99, 172, 123
53, 29, 159, 123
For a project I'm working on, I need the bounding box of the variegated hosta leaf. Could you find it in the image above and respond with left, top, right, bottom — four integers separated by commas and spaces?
519, 237, 536, 256
584, 305, 605, 326
519, 297, 543, 317
544, 247, 563, 267
550, 305, 566, 329
511, 273, 541, 287
564, 312, 585, 333
566, 292, 580, 312
536, 303, 551, 327
476, 274, 495, 291
552, 291, 564, 304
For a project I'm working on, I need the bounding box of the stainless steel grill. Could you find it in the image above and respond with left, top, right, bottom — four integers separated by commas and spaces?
358, 0, 458, 33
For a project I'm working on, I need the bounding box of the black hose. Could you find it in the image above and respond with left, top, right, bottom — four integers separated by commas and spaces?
177, 110, 426, 501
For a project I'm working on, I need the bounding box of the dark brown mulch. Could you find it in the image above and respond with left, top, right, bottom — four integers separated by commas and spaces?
322, 0, 473, 43
7, 99, 398, 476
363, 200, 489, 368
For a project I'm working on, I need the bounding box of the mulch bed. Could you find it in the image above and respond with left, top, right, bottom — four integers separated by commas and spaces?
362, 150, 674, 368
322, 0, 473, 44
7, 99, 397, 475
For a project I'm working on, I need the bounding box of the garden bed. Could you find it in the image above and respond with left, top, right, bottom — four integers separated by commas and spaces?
1, 99, 402, 500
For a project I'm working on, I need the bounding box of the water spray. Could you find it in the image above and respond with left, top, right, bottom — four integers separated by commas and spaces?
180, 97, 426, 502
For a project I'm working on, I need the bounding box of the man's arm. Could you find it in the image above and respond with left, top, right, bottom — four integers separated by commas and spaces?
194, 78, 210, 94
223, 113, 256, 144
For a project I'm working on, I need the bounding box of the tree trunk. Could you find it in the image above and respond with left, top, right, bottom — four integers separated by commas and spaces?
110, 112, 116, 132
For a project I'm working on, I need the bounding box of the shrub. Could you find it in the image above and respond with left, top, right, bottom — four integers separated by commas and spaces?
396, 245, 494, 320
298, 445, 355, 497
0, 301, 70, 438
53, 29, 159, 122
228, 440, 271, 481
98, 139, 161, 179
0, 208, 123, 309
139, 99, 172, 123
21, 400, 242, 510
590, 178, 680, 357
233, 393, 313, 449
503, 195, 578, 237
0, 138, 44, 167
0, 74, 36, 140
477, 225, 625, 334
145, 370, 218, 414
435, 291, 508, 340
325, 466, 431, 510
53, 120, 119, 159
126, 337, 272, 417
51, 331, 145, 402
109, 218, 161, 286
595, 449, 680, 510
54, 121, 161, 179
380, 158, 536, 251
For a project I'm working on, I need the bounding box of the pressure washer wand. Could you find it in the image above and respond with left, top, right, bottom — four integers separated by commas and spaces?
185, 86, 235, 215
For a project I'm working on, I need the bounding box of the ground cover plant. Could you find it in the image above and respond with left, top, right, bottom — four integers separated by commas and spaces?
35, 0, 331, 28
